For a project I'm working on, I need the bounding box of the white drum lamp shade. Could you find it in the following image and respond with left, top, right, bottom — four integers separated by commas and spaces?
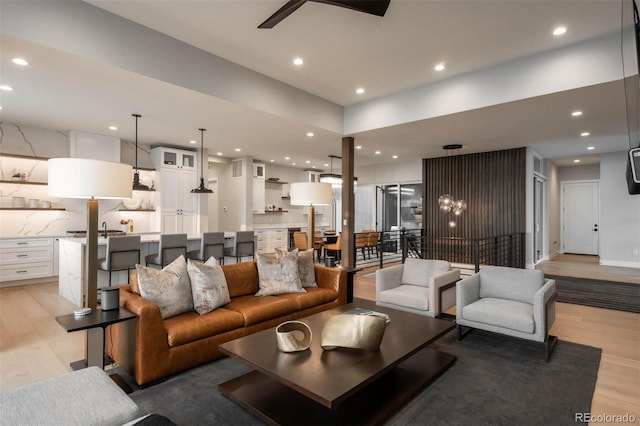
290, 182, 332, 249
48, 158, 132, 199
289, 182, 332, 206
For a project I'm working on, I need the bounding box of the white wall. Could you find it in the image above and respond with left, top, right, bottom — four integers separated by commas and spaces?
547, 162, 561, 257
557, 164, 600, 182
355, 159, 421, 185
599, 151, 640, 267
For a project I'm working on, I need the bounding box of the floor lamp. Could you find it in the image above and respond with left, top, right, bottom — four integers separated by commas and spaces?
48, 158, 132, 367
290, 182, 332, 249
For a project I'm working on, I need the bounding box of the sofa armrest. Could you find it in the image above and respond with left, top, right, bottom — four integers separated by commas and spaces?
456, 273, 480, 320
375, 264, 404, 296
429, 269, 461, 316
533, 278, 556, 339
315, 264, 347, 305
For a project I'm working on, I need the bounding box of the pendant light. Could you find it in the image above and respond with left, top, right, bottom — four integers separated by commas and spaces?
438, 144, 466, 226
131, 113, 149, 190
191, 128, 213, 193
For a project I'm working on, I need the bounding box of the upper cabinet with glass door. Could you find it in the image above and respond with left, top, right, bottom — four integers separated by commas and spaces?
156, 147, 196, 171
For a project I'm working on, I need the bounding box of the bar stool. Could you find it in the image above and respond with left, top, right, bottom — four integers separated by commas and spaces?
97, 235, 141, 286
187, 232, 225, 264
145, 233, 187, 268
224, 231, 255, 263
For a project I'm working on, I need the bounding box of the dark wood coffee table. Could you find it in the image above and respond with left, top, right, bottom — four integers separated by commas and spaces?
218, 299, 456, 425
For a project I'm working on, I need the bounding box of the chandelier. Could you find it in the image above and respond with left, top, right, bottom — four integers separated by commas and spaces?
438, 144, 466, 227
319, 155, 357, 187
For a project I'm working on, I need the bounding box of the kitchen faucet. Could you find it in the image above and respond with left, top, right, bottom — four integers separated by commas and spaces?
102, 221, 107, 238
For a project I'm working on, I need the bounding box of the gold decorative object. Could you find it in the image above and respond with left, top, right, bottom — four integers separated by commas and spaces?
321, 314, 386, 351
275, 321, 312, 352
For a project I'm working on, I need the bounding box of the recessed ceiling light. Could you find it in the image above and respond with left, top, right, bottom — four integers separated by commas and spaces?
580, 132, 590, 137
235, 148, 241, 152
285, 156, 290, 160
434, 63, 445, 71
306, 132, 314, 137
392, 155, 398, 159
0, 85, 14, 91
0, 106, 3, 110
324, 163, 329, 167
12, 58, 29, 66
553, 26, 567, 36
270, 159, 274, 162
571, 110, 583, 117
356, 87, 365, 95
587, 146, 595, 150
375, 151, 381, 155
293, 57, 303, 66
189, 140, 197, 144
305, 160, 311, 164
292, 162, 296, 166
356, 145, 362, 149
573, 159, 581, 163
312, 166, 316, 168
108, 126, 118, 131
217, 152, 223, 156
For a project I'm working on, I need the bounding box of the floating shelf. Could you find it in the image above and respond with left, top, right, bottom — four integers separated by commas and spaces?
132, 188, 156, 192
0, 180, 48, 186
118, 209, 156, 212
265, 210, 288, 213
0, 207, 65, 211
266, 179, 288, 185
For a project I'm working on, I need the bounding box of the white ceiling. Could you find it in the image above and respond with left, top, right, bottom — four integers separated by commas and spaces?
0, 0, 636, 171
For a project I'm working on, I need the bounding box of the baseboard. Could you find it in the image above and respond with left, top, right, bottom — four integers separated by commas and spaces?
599, 259, 640, 268
0, 276, 59, 288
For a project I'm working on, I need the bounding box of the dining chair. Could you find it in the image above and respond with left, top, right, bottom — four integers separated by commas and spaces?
145, 233, 187, 268
187, 232, 225, 264
367, 232, 380, 258
324, 234, 342, 263
354, 232, 369, 260
97, 235, 141, 285
224, 231, 255, 263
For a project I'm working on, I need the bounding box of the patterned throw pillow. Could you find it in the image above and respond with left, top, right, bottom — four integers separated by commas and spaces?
275, 248, 317, 288
256, 251, 305, 296
187, 257, 231, 315
162, 255, 194, 312
136, 256, 194, 319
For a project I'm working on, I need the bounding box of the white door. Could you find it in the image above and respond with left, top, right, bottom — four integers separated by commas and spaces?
562, 181, 599, 255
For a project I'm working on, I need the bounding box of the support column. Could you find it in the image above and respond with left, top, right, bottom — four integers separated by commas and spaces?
341, 137, 355, 268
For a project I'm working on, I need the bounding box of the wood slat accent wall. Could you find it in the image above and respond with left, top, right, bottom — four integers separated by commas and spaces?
422, 148, 526, 238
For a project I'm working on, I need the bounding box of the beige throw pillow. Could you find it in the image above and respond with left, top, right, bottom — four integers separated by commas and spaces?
187, 257, 230, 315
256, 251, 305, 296
275, 248, 317, 288
136, 257, 194, 319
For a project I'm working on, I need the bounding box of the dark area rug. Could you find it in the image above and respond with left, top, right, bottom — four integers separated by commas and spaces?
122, 330, 601, 426
546, 274, 640, 313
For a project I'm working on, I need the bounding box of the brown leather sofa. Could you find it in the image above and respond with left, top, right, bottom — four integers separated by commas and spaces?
107, 261, 346, 386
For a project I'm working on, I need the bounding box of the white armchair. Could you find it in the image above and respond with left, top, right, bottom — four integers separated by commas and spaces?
376, 258, 460, 318
456, 265, 558, 361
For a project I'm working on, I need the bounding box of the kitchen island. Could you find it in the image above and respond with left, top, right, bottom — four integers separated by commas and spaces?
58, 232, 236, 307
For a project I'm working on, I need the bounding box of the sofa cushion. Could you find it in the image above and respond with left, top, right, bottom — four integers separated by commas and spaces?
479, 266, 543, 304
277, 287, 339, 310
256, 251, 305, 296
164, 308, 244, 347
276, 248, 318, 288
378, 284, 430, 311
221, 261, 259, 298
462, 297, 535, 334
401, 258, 450, 287
187, 258, 231, 315
225, 294, 299, 326
136, 258, 193, 319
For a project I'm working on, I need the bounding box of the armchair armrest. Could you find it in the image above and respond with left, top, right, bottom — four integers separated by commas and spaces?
456, 273, 480, 320
429, 269, 461, 316
375, 264, 404, 295
533, 278, 556, 339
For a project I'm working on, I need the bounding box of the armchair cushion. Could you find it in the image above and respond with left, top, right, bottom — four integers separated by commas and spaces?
461, 298, 535, 334
401, 258, 450, 287
479, 266, 544, 304
377, 284, 429, 311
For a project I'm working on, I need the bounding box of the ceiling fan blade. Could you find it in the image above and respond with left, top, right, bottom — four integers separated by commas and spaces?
258, 0, 307, 29
310, 0, 391, 17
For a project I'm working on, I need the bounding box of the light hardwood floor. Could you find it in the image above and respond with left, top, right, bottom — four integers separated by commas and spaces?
1, 256, 638, 425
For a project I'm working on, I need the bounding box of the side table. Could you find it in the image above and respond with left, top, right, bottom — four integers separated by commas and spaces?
55, 307, 137, 392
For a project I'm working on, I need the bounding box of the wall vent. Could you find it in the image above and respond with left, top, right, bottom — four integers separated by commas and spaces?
232, 159, 243, 178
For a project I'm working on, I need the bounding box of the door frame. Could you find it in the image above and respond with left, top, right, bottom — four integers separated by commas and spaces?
533, 175, 547, 263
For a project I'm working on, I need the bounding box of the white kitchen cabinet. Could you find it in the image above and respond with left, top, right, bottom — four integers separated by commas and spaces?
253, 178, 265, 214
254, 228, 287, 254
0, 238, 55, 283
253, 162, 265, 180
152, 147, 199, 235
